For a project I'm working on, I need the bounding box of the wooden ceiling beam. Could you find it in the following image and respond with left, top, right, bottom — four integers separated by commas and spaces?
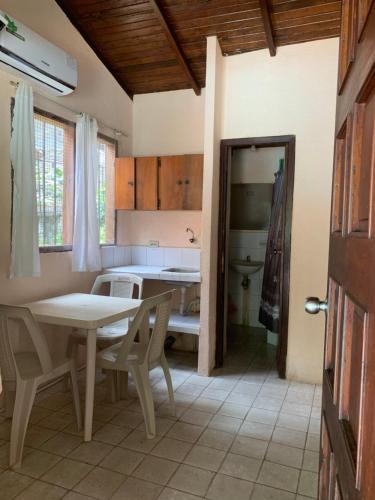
148, 0, 201, 95
259, 0, 276, 56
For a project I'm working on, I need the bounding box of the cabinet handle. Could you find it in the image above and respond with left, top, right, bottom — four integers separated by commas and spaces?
128, 181, 134, 186
177, 180, 183, 185
185, 179, 190, 185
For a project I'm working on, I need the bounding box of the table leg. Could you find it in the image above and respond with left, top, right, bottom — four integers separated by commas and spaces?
84, 329, 97, 441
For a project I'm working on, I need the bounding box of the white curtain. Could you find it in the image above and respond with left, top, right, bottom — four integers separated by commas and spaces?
10, 82, 40, 278
72, 113, 102, 272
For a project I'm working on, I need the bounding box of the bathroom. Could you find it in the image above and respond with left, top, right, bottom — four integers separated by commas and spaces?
227, 145, 286, 358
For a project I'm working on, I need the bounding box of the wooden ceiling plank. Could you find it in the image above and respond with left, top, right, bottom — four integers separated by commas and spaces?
259, 0, 276, 56
148, 0, 201, 95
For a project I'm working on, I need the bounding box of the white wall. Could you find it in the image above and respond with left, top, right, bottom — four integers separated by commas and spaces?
220, 39, 339, 383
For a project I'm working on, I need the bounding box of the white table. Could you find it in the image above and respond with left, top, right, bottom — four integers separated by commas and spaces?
24, 293, 141, 441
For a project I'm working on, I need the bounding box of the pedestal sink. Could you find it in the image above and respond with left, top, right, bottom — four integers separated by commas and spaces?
230, 257, 264, 326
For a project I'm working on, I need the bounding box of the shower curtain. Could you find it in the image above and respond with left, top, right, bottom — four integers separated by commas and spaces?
259, 161, 284, 333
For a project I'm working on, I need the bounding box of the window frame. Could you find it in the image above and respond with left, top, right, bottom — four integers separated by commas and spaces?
97, 132, 118, 248
34, 107, 76, 254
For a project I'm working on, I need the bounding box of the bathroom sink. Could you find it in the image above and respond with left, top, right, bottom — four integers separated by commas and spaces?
162, 267, 199, 273
230, 259, 264, 276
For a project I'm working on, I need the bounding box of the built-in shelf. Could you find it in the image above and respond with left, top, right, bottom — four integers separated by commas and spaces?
149, 311, 200, 336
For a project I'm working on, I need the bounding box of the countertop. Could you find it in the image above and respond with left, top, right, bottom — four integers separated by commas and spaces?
104, 265, 201, 283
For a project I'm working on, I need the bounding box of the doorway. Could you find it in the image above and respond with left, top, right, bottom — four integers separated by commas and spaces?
216, 136, 295, 378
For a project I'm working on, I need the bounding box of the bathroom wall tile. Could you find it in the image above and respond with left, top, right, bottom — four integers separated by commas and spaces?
131, 246, 147, 265
101, 246, 114, 269
164, 248, 182, 267
181, 249, 200, 269
146, 247, 164, 266
123, 246, 132, 265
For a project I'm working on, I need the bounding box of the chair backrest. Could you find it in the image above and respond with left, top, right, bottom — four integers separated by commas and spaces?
0, 305, 53, 382
91, 273, 143, 300
116, 291, 174, 367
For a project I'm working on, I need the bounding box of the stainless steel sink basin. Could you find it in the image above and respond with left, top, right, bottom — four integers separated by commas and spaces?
230, 259, 264, 276
162, 267, 199, 273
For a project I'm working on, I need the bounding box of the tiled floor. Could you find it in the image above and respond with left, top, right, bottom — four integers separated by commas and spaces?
0, 327, 321, 499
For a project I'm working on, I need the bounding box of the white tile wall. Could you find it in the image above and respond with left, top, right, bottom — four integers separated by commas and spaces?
101, 246, 201, 270
228, 230, 268, 328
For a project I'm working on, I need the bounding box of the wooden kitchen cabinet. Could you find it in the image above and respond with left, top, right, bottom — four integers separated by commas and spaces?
135, 156, 158, 210
159, 154, 203, 210
115, 157, 135, 209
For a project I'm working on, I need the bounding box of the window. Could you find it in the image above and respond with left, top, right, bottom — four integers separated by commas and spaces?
34, 111, 75, 249
97, 135, 116, 245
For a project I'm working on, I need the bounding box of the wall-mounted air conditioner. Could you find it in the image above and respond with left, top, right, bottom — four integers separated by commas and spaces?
0, 11, 77, 95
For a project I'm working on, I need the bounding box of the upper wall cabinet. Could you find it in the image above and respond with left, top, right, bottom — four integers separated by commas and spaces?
115, 154, 203, 211
159, 155, 203, 210
115, 157, 135, 210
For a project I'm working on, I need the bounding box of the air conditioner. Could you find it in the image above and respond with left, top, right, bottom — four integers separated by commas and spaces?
0, 11, 77, 95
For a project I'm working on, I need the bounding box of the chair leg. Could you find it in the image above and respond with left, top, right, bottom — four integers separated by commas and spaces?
117, 372, 128, 400
161, 353, 175, 416
10, 379, 37, 468
130, 366, 156, 439
105, 370, 118, 404
65, 336, 79, 391
70, 363, 82, 431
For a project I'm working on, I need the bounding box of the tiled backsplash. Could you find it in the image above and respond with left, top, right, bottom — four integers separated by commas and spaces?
228, 230, 268, 328
101, 245, 201, 270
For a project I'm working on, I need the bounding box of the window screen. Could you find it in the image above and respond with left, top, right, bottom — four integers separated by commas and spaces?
34, 112, 75, 248
97, 136, 116, 245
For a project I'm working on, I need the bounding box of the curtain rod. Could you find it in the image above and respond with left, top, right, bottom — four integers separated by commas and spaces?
10, 80, 128, 138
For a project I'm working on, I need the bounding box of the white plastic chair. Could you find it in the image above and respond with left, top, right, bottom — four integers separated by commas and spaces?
97, 290, 175, 439
0, 305, 82, 468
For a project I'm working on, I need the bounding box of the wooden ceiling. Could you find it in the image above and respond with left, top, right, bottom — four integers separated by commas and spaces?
55, 0, 342, 98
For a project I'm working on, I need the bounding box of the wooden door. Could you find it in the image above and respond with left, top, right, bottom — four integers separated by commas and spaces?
317, 4, 375, 499
159, 155, 203, 210
115, 157, 135, 210
136, 157, 158, 210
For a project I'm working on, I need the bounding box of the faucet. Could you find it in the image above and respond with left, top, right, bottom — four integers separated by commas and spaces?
186, 227, 196, 244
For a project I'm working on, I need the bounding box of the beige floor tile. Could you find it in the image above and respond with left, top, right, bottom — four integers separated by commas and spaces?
251, 484, 296, 500
208, 414, 242, 434
29, 407, 52, 425
136, 417, 175, 437
166, 422, 203, 443
197, 428, 234, 451
40, 432, 82, 457
187, 375, 212, 387
93, 423, 132, 445
0, 470, 33, 499
232, 381, 261, 396
41, 458, 93, 489
100, 447, 144, 475
17, 450, 61, 478
253, 397, 283, 412
230, 436, 268, 460
179, 409, 212, 427
298, 470, 318, 498
73, 466, 126, 500
133, 455, 178, 486
220, 453, 262, 482
189, 398, 222, 414
110, 410, 145, 429
37, 412, 75, 431
239, 421, 274, 441
200, 388, 230, 401
308, 418, 321, 435
14, 479, 66, 499
93, 405, 121, 423
156, 403, 186, 420
158, 487, 203, 499
225, 392, 256, 406
120, 430, 160, 453
151, 437, 192, 462
302, 450, 319, 472
305, 434, 319, 452
36, 393, 72, 411
184, 444, 225, 472
281, 402, 311, 418
24, 426, 57, 448
63, 420, 103, 437
257, 461, 299, 493
111, 476, 162, 500
266, 442, 303, 469
218, 402, 250, 419
277, 413, 309, 432
176, 384, 204, 397
206, 473, 254, 500
68, 441, 113, 465
168, 464, 214, 497
272, 427, 306, 449
246, 408, 278, 426
63, 493, 95, 500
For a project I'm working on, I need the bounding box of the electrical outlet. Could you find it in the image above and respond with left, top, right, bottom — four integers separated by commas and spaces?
148, 240, 159, 247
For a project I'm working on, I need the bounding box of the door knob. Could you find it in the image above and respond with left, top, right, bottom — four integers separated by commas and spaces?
305, 297, 328, 314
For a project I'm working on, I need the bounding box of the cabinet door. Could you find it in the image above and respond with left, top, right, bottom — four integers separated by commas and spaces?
182, 154, 203, 210
136, 157, 158, 210
159, 154, 203, 210
115, 157, 135, 210
159, 155, 185, 210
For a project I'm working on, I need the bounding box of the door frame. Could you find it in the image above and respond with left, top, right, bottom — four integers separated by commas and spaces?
215, 135, 296, 378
